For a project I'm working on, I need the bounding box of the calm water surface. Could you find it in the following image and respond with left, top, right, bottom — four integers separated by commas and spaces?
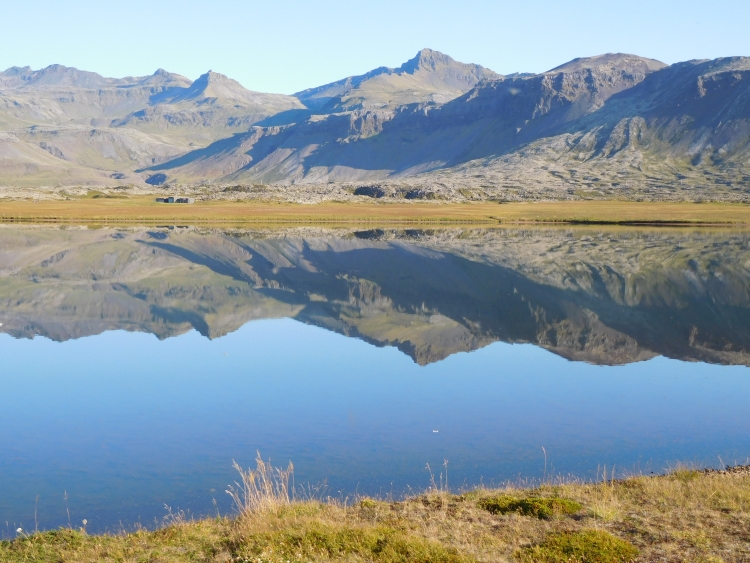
1, 226, 749, 534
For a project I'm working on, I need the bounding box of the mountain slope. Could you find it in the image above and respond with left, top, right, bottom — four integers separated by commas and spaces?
112, 70, 305, 145
144, 53, 750, 199
147, 53, 670, 183
0, 65, 306, 185
2, 52, 750, 199
416, 56, 750, 199
0, 67, 192, 130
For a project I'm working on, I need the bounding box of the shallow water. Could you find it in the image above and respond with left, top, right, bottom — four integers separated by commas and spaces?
1, 226, 749, 534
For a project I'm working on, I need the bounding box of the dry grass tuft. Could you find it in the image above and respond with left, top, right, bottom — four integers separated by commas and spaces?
226, 452, 294, 516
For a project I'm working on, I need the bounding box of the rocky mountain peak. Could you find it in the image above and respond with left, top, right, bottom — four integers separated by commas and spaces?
180, 70, 252, 101
141, 69, 304, 118
547, 53, 667, 74
294, 48, 500, 110
0, 65, 32, 77
696, 56, 750, 75
193, 70, 242, 89
138, 68, 192, 87
397, 48, 501, 80
203, 70, 225, 81
19, 64, 119, 88
399, 48, 457, 73
0, 66, 33, 88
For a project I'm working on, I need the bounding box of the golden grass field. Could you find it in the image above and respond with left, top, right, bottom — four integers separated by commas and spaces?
2, 198, 750, 226
3, 462, 749, 563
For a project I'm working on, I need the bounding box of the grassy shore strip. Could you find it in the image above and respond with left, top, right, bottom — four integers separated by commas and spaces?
1, 199, 750, 225
3, 465, 749, 563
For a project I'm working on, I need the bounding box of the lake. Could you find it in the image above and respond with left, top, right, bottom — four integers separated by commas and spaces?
1, 225, 749, 535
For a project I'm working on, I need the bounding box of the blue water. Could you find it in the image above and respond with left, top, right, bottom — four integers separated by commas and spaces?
1, 318, 748, 535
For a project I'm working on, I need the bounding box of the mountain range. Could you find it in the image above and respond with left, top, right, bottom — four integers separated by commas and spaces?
1, 49, 749, 201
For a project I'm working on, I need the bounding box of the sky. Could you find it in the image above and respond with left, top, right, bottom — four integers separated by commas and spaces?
2, 0, 748, 95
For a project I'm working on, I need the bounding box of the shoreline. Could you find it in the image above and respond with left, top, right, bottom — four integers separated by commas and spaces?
1, 199, 750, 227
3, 464, 749, 562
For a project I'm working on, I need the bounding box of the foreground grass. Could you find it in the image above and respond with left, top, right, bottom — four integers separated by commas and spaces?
3, 467, 750, 562
1, 199, 750, 225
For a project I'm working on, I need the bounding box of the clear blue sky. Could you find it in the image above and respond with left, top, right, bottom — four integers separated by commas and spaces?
2, 0, 748, 95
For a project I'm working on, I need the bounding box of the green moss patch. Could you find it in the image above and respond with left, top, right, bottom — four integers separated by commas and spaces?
478, 495, 582, 519
516, 529, 638, 563
236, 523, 475, 563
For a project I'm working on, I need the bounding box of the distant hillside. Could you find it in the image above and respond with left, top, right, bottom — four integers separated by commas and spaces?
1, 51, 749, 200
0, 64, 304, 185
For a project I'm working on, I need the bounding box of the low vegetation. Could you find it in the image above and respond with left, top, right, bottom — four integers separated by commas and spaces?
2, 198, 750, 226
477, 495, 583, 519
2, 460, 749, 562
515, 530, 639, 563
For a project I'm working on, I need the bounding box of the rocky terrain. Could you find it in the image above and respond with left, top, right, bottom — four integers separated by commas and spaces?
1, 226, 749, 366
1, 51, 749, 201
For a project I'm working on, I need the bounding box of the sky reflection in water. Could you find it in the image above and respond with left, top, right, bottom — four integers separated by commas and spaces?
1, 320, 749, 534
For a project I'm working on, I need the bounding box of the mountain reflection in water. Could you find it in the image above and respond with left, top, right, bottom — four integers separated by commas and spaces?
3, 225, 750, 535
1, 226, 749, 366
